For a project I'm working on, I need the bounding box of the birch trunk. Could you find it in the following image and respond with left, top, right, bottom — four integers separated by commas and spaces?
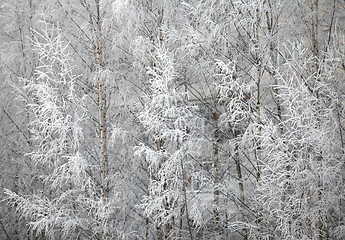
93, 0, 109, 201
309, 2, 326, 238
265, 0, 283, 134
234, 143, 247, 240
90, 1, 109, 239
254, 4, 263, 182
311, 0, 319, 59
212, 112, 222, 239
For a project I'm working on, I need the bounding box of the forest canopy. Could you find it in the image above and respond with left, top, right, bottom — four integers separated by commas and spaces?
0, 0, 344, 239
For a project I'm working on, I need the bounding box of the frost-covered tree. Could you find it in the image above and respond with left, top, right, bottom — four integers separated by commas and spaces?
255, 43, 345, 239
1, 1, 345, 239
214, 59, 259, 239
4, 22, 118, 240
135, 43, 197, 240
0, 1, 43, 237
180, 1, 283, 238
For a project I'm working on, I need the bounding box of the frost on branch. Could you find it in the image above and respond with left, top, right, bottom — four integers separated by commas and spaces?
3, 22, 104, 239
135, 43, 197, 238
215, 59, 252, 131
255, 48, 345, 239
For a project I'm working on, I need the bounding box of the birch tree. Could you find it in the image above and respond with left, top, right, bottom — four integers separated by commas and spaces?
0, 1, 48, 238
135, 43, 197, 240
255, 42, 345, 239
1, 1, 345, 239
3, 22, 118, 240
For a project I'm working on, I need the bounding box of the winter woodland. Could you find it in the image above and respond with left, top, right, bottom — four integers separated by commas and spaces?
0, 0, 345, 239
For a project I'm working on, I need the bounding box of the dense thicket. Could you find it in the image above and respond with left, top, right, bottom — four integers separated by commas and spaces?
0, 0, 344, 239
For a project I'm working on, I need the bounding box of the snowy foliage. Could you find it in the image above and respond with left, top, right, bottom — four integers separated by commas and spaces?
3, 22, 116, 240
255, 47, 345, 239
1, 1, 345, 240
135, 43, 197, 237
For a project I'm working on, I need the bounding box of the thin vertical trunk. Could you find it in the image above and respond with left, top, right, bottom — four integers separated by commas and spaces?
183, 84, 193, 240
253, 5, 264, 239
309, 2, 325, 239
336, 103, 345, 151
212, 112, 222, 240
93, 0, 109, 201
91, 1, 109, 239
146, 218, 149, 240
98, 79, 109, 200
155, 138, 173, 240
25, 2, 36, 239
254, 5, 263, 182
27, 123, 36, 240
181, 159, 193, 240
254, 64, 262, 181
265, 0, 283, 134
310, 0, 321, 100
234, 142, 247, 240
146, 3, 172, 239
25, 77, 36, 240
311, 0, 319, 59
183, 187, 193, 240
12, 167, 19, 240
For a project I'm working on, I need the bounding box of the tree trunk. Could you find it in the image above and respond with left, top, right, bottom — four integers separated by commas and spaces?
253, 4, 263, 182
92, 1, 109, 239
310, 0, 319, 59
265, 0, 283, 134
212, 112, 222, 240
92, 0, 109, 202
234, 143, 248, 240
